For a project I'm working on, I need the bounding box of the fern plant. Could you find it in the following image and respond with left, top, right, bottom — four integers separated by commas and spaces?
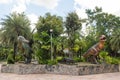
99, 51, 119, 64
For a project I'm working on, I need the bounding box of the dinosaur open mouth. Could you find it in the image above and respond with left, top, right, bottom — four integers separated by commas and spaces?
101, 37, 106, 40
100, 35, 106, 41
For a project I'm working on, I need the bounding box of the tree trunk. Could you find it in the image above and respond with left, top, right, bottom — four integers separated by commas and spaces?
13, 42, 17, 61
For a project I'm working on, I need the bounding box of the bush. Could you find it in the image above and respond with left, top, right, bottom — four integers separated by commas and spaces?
0, 48, 9, 60
56, 56, 63, 61
15, 53, 24, 62
99, 51, 119, 64
7, 49, 14, 64
111, 57, 120, 64
73, 57, 81, 62
35, 49, 50, 64
48, 59, 58, 65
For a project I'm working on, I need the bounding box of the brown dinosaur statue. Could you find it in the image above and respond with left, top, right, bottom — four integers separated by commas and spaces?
83, 35, 106, 64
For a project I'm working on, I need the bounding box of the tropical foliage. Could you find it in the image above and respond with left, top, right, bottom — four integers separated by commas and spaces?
35, 13, 63, 64
64, 12, 82, 50
0, 7, 120, 64
109, 28, 120, 56
86, 7, 120, 56
0, 12, 31, 63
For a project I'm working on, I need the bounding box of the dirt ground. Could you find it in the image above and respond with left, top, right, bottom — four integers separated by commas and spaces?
0, 72, 120, 80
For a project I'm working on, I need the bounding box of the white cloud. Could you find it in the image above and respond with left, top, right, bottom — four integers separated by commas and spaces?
74, 0, 120, 18
75, 6, 87, 19
31, 0, 60, 10
11, 0, 27, 13
27, 14, 38, 24
0, 0, 12, 4
11, 0, 60, 13
27, 14, 38, 31
10, 0, 39, 31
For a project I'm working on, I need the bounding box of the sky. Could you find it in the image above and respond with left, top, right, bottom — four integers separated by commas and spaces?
0, 0, 120, 30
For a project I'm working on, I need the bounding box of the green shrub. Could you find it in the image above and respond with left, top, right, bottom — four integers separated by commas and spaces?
56, 56, 63, 61
48, 59, 58, 65
7, 49, 14, 64
111, 58, 120, 64
99, 51, 109, 58
79, 56, 86, 62
73, 56, 86, 62
15, 53, 24, 62
0, 48, 8, 60
74, 57, 81, 62
99, 51, 119, 64
35, 48, 50, 64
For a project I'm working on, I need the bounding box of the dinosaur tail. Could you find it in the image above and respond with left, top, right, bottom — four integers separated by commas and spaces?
83, 52, 89, 58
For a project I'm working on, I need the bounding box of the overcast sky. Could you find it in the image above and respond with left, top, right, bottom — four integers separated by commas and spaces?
0, 0, 120, 30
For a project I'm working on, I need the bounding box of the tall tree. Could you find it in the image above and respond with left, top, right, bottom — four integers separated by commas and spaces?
86, 7, 120, 37
86, 7, 120, 54
64, 12, 83, 51
109, 28, 120, 56
35, 13, 63, 63
0, 12, 31, 62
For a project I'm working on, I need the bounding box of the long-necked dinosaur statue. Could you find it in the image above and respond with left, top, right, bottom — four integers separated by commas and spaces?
83, 35, 106, 64
17, 36, 33, 64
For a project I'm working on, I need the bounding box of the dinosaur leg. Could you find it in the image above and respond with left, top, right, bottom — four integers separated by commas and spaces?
87, 56, 92, 62
92, 56, 99, 64
87, 55, 98, 64
24, 52, 32, 64
86, 56, 94, 63
27, 54, 32, 64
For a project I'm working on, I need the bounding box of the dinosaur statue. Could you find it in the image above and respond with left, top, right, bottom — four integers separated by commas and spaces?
83, 35, 106, 64
17, 36, 33, 64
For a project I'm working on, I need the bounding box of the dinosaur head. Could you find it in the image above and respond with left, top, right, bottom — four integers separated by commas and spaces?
18, 36, 29, 43
99, 35, 106, 41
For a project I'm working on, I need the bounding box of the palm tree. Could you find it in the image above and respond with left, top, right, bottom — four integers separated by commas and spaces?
110, 28, 120, 50
109, 28, 120, 56
64, 12, 83, 51
0, 12, 31, 62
